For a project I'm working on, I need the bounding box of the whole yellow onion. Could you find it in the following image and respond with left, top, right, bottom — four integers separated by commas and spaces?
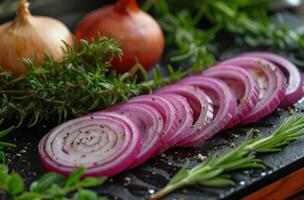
0, 0, 73, 77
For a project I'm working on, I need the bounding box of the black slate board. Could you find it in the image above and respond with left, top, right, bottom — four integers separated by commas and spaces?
4, 103, 304, 200
1, 1, 304, 199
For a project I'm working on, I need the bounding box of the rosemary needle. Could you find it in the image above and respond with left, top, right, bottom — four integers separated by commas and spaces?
150, 116, 304, 200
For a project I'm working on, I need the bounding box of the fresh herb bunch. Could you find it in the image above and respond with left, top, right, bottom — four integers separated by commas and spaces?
143, 1, 217, 70
198, 0, 304, 49
150, 116, 304, 200
162, 11, 217, 70
0, 35, 201, 128
144, 0, 304, 65
0, 166, 107, 200
0, 37, 144, 127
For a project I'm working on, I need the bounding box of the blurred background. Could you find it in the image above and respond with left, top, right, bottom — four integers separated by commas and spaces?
0, 0, 108, 30
1, 0, 304, 29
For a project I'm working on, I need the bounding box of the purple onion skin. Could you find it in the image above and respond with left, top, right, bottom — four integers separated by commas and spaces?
178, 76, 237, 146
216, 56, 287, 124
39, 113, 141, 177
103, 103, 165, 168
203, 65, 259, 128
241, 52, 303, 107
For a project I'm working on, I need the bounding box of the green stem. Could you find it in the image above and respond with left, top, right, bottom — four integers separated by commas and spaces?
245, 135, 274, 151
149, 180, 188, 200
150, 166, 211, 200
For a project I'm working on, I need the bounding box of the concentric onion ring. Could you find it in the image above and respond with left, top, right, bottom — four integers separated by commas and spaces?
102, 103, 164, 167
158, 94, 194, 148
203, 65, 259, 128
129, 95, 179, 152
179, 76, 237, 146
242, 52, 303, 107
156, 84, 214, 147
217, 56, 287, 124
39, 112, 141, 177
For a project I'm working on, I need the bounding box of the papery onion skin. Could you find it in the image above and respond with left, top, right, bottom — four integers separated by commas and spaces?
39, 112, 141, 177
0, 0, 73, 77
75, 0, 165, 73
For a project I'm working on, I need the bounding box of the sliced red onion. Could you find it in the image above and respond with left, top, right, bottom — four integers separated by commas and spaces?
129, 95, 179, 151
159, 94, 194, 148
242, 52, 303, 107
39, 112, 141, 177
217, 56, 287, 124
178, 76, 237, 146
203, 66, 259, 128
101, 103, 164, 167
156, 84, 214, 147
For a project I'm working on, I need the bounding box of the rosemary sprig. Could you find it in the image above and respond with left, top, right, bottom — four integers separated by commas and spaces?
0, 166, 107, 200
150, 116, 304, 200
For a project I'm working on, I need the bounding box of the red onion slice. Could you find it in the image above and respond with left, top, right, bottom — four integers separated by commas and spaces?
203, 66, 259, 128
39, 112, 141, 177
101, 103, 164, 167
242, 52, 303, 107
217, 56, 287, 124
156, 85, 214, 147
179, 76, 237, 146
129, 95, 179, 151
159, 94, 194, 147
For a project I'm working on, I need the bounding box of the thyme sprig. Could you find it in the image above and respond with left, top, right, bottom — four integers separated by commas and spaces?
0, 37, 143, 127
0, 36, 200, 128
150, 116, 304, 200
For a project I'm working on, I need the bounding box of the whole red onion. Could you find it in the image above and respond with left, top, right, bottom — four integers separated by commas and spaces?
75, 0, 165, 73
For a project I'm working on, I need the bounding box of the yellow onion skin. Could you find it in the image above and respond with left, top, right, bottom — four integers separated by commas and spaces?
75, 0, 165, 73
0, 1, 73, 77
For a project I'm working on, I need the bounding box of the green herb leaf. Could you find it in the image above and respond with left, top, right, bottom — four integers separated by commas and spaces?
199, 176, 236, 187
15, 192, 41, 200
0, 165, 107, 199
0, 126, 15, 138
72, 190, 107, 200
30, 172, 65, 193
65, 167, 85, 188
80, 177, 107, 188
7, 173, 24, 195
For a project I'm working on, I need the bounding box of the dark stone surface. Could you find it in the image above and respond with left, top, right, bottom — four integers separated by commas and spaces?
1, 1, 304, 199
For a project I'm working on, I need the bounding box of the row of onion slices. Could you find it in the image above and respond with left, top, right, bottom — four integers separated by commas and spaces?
39, 52, 304, 177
